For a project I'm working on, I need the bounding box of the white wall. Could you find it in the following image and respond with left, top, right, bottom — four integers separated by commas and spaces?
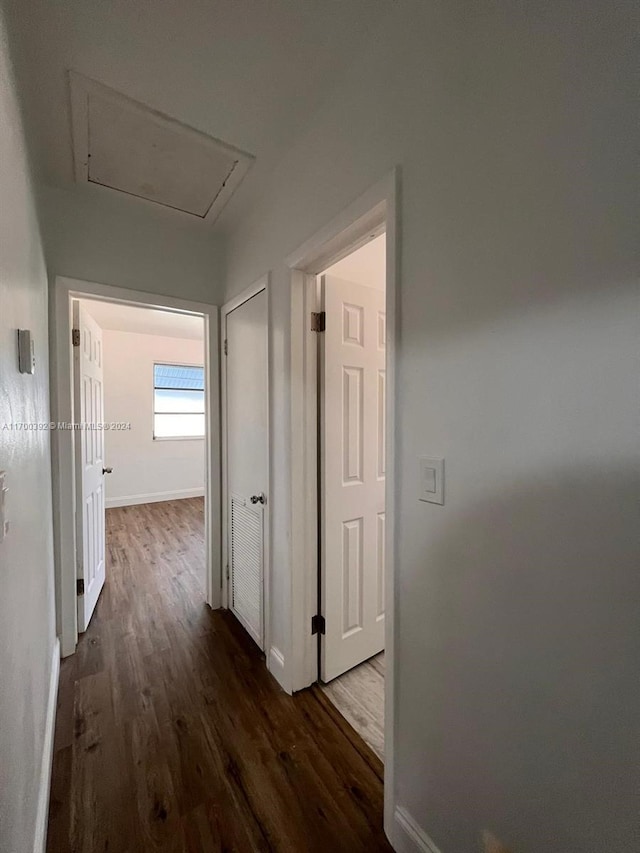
0, 9, 57, 853
223, 2, 639, 851
39, 184, 224, 304
102, 329, 205, 507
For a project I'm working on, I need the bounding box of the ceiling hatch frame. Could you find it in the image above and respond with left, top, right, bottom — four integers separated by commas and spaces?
69, 70, 255, 224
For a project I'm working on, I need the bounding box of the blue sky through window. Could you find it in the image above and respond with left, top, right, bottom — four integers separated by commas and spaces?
154, 363, 204, 391
154, 363, 205, 438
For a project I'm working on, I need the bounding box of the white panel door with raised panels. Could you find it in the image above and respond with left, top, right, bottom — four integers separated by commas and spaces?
225, 290, 268, 649
321, 275, 386, 682
73, 300, 107, 632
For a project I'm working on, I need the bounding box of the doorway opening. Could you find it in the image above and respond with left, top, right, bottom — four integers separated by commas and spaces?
316, 232, 387, 762
51, 276, 220, 658
73, 298, 207, 632
287, 170, 398, 836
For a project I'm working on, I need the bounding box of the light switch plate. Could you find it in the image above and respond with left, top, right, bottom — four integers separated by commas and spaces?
0, 470, 8, 543
419, 457, 444, 504
17, 329, 35, 374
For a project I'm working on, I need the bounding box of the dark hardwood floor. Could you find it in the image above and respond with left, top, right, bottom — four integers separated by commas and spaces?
47, 498, 391, 853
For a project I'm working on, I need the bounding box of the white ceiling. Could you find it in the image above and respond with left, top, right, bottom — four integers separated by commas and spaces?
324, 233, 386, 290
80, 300, 204, 340
8, 0, 392, 233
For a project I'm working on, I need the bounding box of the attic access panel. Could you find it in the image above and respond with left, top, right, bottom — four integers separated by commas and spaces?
70, 72, 254, 223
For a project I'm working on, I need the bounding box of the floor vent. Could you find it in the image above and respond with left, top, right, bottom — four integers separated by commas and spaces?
230, 495, 263, 646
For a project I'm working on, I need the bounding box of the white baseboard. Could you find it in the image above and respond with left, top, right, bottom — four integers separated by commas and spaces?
33, 637, 60, 853
268, 646, 288, 691
393, 807, 442, 853
106, 488, 205, 508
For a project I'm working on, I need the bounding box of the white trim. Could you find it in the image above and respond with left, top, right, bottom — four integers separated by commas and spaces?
69, 71, 254, 226
384, 168, 400, 841
105, 488, 205, 508
268, 646, 286, 689
220, 276, 268, 316
393, 807, 443, 853
33, 638, 60, 853
287, 169, 399, 838
51, 276, 221, 658
152, 436, 205, 442
220, 275, 271, 655
285, 187, 387, 273
289, 270, 321, 693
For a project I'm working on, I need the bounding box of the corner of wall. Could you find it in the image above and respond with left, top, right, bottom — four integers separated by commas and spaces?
393, 807, 442, 853
267, 646, 289, 693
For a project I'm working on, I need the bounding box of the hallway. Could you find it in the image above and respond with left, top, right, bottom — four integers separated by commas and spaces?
46, 499, 390, 853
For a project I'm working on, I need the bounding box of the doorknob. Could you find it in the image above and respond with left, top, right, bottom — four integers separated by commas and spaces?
102, 467, 113, 475
250, 493, 266, 505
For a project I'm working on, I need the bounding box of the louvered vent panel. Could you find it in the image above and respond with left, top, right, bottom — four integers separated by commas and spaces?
230, 496, 263, 646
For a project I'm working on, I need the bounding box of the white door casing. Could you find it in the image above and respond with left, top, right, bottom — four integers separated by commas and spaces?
225, 289, 268, 649
73, 300, 106, 632
321, 274, 386, 682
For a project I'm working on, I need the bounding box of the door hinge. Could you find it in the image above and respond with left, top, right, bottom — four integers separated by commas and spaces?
226, 564, 230, 581
223, 338, 228, 356
76, 578, 85, 596
311, 614, 325, 635
310, 311, 326, 333
72, 328, 80, 347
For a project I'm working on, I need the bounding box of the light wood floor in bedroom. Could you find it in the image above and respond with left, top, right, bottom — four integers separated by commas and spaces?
46, 497, 391, 853
321, 653, 385, 762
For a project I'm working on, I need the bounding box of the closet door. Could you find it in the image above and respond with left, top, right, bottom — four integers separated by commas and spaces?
225, 289, 268, 648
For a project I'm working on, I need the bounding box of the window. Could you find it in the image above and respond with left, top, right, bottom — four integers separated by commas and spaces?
153, 363, 205, 439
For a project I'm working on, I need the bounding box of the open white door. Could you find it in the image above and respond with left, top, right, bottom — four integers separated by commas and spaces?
224, 289, 268, 649
73, 300, 107, 632
320, 274, 386, 682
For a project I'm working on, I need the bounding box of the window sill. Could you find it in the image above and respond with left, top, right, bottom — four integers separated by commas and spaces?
153, 435, 205, 442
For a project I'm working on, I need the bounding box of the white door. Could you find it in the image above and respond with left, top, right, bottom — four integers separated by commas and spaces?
320, 275, 386, 682
225, 289, 268, 649
73, 301, 107, 632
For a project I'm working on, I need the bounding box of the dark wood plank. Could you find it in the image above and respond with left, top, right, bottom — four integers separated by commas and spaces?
69, 671, 135, 853
46, 745, 72, 853
47, 497, 392, 853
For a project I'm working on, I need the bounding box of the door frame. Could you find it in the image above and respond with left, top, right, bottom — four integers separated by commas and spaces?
286, 168, 399, 836
220, 275, 271, 655
51, 275, 221, 658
